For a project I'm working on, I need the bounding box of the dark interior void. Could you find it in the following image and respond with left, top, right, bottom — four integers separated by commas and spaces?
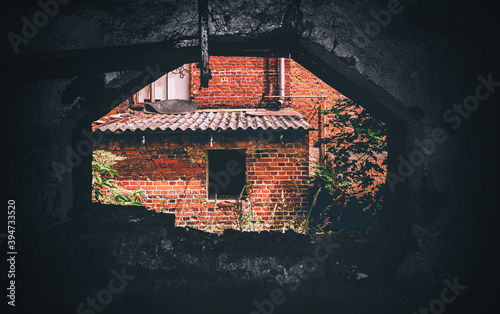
2, 0, 496, 312
208, 149, 247, 199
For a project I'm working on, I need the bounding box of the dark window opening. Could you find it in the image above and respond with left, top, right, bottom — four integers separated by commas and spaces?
208, 149, 247, 199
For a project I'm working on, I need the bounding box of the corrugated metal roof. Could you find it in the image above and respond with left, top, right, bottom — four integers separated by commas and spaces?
93, 110, 312, 134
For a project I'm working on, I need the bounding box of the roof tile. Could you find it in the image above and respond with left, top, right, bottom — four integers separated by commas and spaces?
93, 109, 312, 134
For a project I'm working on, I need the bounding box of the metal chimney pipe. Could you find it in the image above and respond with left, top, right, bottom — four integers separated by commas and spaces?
279, 58, 285, 104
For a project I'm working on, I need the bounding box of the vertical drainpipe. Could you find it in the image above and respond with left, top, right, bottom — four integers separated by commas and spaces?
279, 58, 285, 105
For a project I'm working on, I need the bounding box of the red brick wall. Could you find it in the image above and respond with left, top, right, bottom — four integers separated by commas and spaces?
190, 56, 290, 108
94, 131, 309, 231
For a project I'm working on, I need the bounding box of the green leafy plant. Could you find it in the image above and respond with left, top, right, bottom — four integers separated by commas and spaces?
308, 98, 387, 231
110, 186, 146, 206
92, 162, 119, 201
92, 150, 146, 206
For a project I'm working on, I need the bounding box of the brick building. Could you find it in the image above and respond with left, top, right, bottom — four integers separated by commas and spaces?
92, 57, 379, 231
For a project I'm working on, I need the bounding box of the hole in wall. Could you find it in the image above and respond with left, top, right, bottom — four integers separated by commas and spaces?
87, 56, 388, 235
